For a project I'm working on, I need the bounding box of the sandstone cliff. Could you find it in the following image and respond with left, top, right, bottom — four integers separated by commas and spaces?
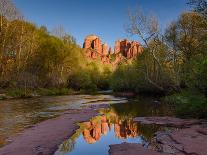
114, 39, 143, 59
83, 35, 143, 65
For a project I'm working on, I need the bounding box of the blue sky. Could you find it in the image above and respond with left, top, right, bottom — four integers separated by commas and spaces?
13, 0, 189, 47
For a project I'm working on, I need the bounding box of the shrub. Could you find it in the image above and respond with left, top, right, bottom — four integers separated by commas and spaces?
110, 64, 138, 92
6, 88, 32, 98
164, 90, 207, 118
37, 88, 72, 96
67, 71, 97, 91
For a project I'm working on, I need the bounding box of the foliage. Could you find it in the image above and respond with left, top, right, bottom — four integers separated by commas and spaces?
68, 70, 97, 91
0, 1, 112, 93
111, 9, 207, 95
188, 0, 207, 20
164, 90, 207, 118
68, 63, 112, 92
111, 44, 174, 94
110, 64, 139, 92
37, 88, 73, 96
6, 88, 32, 98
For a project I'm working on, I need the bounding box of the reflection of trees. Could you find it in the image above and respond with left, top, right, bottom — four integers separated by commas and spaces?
55, 109, 162, 154
54, 139, 75, 155
57, 139, 75, 154
111, 97, 174, 118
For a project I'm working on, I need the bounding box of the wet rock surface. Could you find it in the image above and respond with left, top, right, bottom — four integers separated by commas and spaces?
109, 142, 170, 155
133, 117, 201, 127
154, 124, 207, 155
131, 117, 207, 155
0, 106, 105, 155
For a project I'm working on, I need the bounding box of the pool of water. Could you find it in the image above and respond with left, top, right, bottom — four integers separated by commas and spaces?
0, 95, 127, 147
0, 94, 173, 154
54, 97, 173, 155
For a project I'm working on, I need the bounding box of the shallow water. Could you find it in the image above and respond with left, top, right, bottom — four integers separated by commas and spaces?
54, 97, 173, 155
0, 94, 172, 154
0, 95, 126, 147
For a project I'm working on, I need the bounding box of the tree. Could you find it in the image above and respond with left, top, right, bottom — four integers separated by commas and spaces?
166, 11, 207, 90
188, 0, 207, 20
126, 8, 168, 91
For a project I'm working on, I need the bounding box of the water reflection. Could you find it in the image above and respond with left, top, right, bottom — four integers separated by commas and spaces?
0, 95, 171, 152
54, 110, 161, 155
82, 115, 139, 144
0, 95, 124, 148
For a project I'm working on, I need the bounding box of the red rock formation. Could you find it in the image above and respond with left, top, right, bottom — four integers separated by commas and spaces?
114, 39, 143, 59
93, 38, 102, 54
83, 35, 143, 65
102, 43, 108, 55
101, 56, 110, 64
83, 35, 98, 49
108, 47, 113, 55
114, 40, 121, 54
83, 35, 102, 54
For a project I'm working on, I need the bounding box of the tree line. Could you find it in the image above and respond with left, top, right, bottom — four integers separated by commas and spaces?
110, 0, 207, 118
0, 0, 112, 97
111, 0, 207, 95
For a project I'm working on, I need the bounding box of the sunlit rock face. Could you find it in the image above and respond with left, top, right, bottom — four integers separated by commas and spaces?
102, 43, 108, 55
83, 35, 110, 64
114, 39, 143, 59
83, 35, 143, 65
83, 35, 102, 54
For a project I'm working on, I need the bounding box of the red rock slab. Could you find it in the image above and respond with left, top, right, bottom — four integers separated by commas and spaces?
155, 124, 207, 155
0, 108, 98, 155
133, 117, 201, 127
109, 142, 170, 155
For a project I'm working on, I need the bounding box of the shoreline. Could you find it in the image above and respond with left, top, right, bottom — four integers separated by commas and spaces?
109, 117, 207, 155
0, 102, 207, 155
1, 93, 207, 155
0, 104, 108, 155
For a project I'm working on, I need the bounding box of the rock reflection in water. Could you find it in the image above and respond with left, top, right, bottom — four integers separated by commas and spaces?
54, 98, 167, 155
82, 115, 139, 144
54, 110, 160, 155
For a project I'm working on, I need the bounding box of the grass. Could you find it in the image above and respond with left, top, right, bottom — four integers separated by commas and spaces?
164, 90, 207, 119
37, 88, 73, 96
5, 87, 74, 98
6, 88, 33, 98
3, 86, 102, 99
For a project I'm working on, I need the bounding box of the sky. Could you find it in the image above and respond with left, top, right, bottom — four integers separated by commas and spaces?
13, 0, 189, 48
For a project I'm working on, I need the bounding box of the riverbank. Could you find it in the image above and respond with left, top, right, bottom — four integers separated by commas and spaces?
1, 103, 206, 155
0, 88, 114, 100
110, 117, 207, 155
0, 94, 207, 155
0, 104, 108, 155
